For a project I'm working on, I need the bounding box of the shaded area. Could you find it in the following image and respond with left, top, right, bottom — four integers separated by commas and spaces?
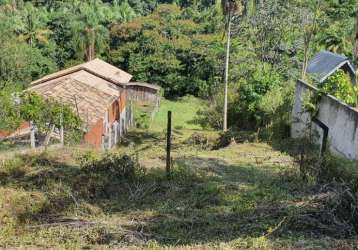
1, 127, 358, 248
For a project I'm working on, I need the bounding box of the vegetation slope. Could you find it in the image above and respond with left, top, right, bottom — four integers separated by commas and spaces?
1, 97, 358, 249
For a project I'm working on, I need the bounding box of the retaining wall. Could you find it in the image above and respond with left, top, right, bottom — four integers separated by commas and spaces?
291, 80, 358, 161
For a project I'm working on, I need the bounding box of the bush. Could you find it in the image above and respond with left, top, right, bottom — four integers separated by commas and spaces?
85, 154, 142, 180
135, 109, 150, 129
320, 69, 357, 107
186, 132, 209, 148
214, 130, 256, 149
76, 153, 145, 198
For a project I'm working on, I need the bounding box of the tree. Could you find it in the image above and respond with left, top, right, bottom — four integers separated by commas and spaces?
221, 0, 256, 131
222, 0, 241, 131
18, 3, 51, 47
0, 12, 56, 86
70, 0, 110, 61
110, 0, 137, 24
301, 4, 321, 80
20, 92, 82, 144
316, 0, 358, 65
109, 4, 223, 98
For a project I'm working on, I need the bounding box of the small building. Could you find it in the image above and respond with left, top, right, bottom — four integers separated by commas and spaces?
307, 51, 356, 84
0, 59, 161, 149
29, 59, 134, 149
126, 82, 161, 106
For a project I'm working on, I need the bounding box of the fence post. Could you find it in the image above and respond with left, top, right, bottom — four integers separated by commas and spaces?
60, 125, 64, 146
101, 134, 105, 151
60, 112, 64, 146
30, 121, 36, 149
130, 100, 133, 127
166, 111, 172, 178
114, 121, 118, 145
108, 126, 112, 149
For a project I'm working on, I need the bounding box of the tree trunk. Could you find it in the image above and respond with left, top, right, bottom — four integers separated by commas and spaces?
85, 29, 95, 61
301, 45, 309, 80
11, 0, 17, 11
223, 15, 231, 132
353, 22, 358, 65
89, 29, 95, 61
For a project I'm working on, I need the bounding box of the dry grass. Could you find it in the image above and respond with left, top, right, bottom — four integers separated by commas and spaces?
0, 130, 357, 249
0, 97, 357, 249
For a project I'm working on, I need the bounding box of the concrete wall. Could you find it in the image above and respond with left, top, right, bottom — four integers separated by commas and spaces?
291, 80, 358, 161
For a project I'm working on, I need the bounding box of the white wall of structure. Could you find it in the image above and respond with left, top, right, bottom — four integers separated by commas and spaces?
291, 80, 358, 161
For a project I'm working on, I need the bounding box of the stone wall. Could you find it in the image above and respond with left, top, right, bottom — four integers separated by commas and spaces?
291, 80, 358, 161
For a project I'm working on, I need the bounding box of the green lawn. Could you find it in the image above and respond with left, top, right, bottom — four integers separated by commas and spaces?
150, 95, 206, 131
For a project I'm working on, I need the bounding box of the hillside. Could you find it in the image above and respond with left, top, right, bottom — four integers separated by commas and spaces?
1, 97, 357, 249
0, 0, 357, 249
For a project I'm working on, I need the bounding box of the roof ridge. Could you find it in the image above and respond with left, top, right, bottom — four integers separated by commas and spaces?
31, 59, 132, 86
322, 50, 347, 60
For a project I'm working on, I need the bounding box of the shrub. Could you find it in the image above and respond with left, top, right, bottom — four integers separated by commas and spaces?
214, 130, 256, 149
186, 132, 209, 149
135, 109, 150, 129
320, 69, 357, 107
76, 153, 145, 198
84, 154, 143, 180
76, 149, 98, 168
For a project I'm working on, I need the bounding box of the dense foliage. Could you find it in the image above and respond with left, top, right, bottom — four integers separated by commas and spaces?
320, 69, 358, 108
0, 89, 82, 143
0, 0, 356, 133
109, 4, 223, 97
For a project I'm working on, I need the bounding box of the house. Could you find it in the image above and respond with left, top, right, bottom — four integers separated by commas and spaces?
29, 59, 134, 149
29, 59, 160, 148
0, 59, 161, 149
307, 51, 356, 84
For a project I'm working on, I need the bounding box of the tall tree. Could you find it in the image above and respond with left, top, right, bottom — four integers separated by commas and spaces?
222, 0, 239, 131
70, 0, 109, 61
221, 0, 255, 131
110, 0, 137, 24
18, 3, 51, 47
301, 0, 327, 80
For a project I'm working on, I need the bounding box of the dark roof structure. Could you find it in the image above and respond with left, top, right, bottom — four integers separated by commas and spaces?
306, 51, 356, 83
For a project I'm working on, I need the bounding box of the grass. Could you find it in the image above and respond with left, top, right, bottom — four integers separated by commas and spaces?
0, 96, 357, 249
150, 95, 206, 131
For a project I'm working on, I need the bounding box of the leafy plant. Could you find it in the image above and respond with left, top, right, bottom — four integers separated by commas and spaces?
320, 69, 357, 107
19, 92, 82, 144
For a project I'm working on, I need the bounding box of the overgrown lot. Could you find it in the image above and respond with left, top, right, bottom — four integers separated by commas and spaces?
0, 97, 358, 249
0, 130, 357, 249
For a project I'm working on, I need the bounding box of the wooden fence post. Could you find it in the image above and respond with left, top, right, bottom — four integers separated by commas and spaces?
108, 126, 112, 149
130, 100, 134, 127
166, 111, 172, 178
60, 125, 64, 146
30, 121, 36, 149
60, 112, 64, 146
114, 121, 118, 145
119, 118, 123, 139
101, 134, 105, 151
